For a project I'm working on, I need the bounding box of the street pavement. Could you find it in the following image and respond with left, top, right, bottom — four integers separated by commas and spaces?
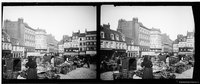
58, 64, 96, 79
100, 71, 114, 80
100, 67, 194, 80
174, 67, 193, 79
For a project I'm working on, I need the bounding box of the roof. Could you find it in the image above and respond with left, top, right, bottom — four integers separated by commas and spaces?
24, 23, 35, 31
86, 31, 96, 35
187, 32, 194, 37
79, 33, 86, 37
151, 28, 161, 32
173, 39, 179, 44
36, 28, 46, 33
138, 22, 150, 30
101, 24, 125, 42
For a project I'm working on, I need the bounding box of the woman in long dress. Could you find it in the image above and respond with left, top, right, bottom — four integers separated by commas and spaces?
25, 57, 37, 79
141, 56, 153, 79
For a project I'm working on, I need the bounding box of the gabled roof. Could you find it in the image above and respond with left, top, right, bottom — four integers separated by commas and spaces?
101, 24, 125, 42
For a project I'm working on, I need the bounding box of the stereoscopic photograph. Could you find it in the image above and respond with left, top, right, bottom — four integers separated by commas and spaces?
100, 5, 195, 80
2, 6, 97, 79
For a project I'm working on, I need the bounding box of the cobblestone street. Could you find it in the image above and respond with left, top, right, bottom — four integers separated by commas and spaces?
58, 64, 96, 79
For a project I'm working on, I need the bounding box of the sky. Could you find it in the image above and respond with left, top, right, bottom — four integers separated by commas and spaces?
3, 6, 96, 41
101, 5, 194, 41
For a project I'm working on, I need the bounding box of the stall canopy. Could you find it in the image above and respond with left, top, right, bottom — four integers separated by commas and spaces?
141, 52, 159, 56
178, 52, 194, 55
27, 52, 45, 57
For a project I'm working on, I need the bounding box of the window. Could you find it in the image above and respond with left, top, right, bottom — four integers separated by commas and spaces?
101, 31, 105, 38
122, 35, 125, 41
116, 34, 119, 40
110, 34, 114, 40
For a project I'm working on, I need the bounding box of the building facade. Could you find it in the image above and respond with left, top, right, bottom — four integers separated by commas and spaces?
11, 38, 25, 58
35, 28, 47, 53
2, 30, 12, 58
101, 24, 127, 60
117, 18, 150, 56
46, 34, 58, 54
125, 37, 139, 58
86, 30, 96, 55
79, 33, 86, 55
161, 33, 173, 53
173, 39, 179, 53
186, 32, 194, 52
150, 28, 162, 53
4, 18, 35, 53
176, 32, 194, 55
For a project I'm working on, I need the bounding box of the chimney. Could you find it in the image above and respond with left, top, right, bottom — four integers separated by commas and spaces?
18, 18, 24, 23
103, 23, 110, 29
133, 17, 138, 23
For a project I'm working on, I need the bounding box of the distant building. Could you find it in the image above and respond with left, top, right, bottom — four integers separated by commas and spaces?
2, 30, 12, 58
79, 32, 86, 55
161, 33, 173, 53
176, 31, 194, 55
150, 28, 162, 53
117, 18, 150, 57
35, 28, 47, 53
125, 37, 139, 58
101, 23, 127, 60
173, 39, 179, 53
186, 31, 194, 51
11, 38, 25, 58
4, 18, 35, 52
86, 30, 96, 56
46, 34, 58, 54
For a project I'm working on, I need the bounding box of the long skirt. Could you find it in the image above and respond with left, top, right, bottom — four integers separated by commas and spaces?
27, 68, 37, 79
142, 68, 153, 79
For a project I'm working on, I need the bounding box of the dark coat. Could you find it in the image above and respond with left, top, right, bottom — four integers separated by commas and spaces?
141, 56, 153, 79
25, 58, 37, 79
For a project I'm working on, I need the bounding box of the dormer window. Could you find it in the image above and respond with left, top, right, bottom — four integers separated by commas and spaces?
116, 34, 119, 40
122, 35, 125, 41
101, 31, 105, 38
110, 34, 114, 40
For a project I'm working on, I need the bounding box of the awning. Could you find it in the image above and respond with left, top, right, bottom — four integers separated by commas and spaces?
178, 52, 194, 55
64, 52, 79, 55
86, 51, 96, 55
27, 52, 45, 57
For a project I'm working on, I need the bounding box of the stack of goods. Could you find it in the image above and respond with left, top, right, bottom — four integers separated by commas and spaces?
152, 61, 167, 72
171, 61, 192, 74
37, 71, 60, 79
134, 69, 143, 78
153, 70, 176, 79
128, 70, 135, 79
113, 73, 122, 80
169, 56, 179, 66
166, 66, 176, 73
37, 64, 48, 73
